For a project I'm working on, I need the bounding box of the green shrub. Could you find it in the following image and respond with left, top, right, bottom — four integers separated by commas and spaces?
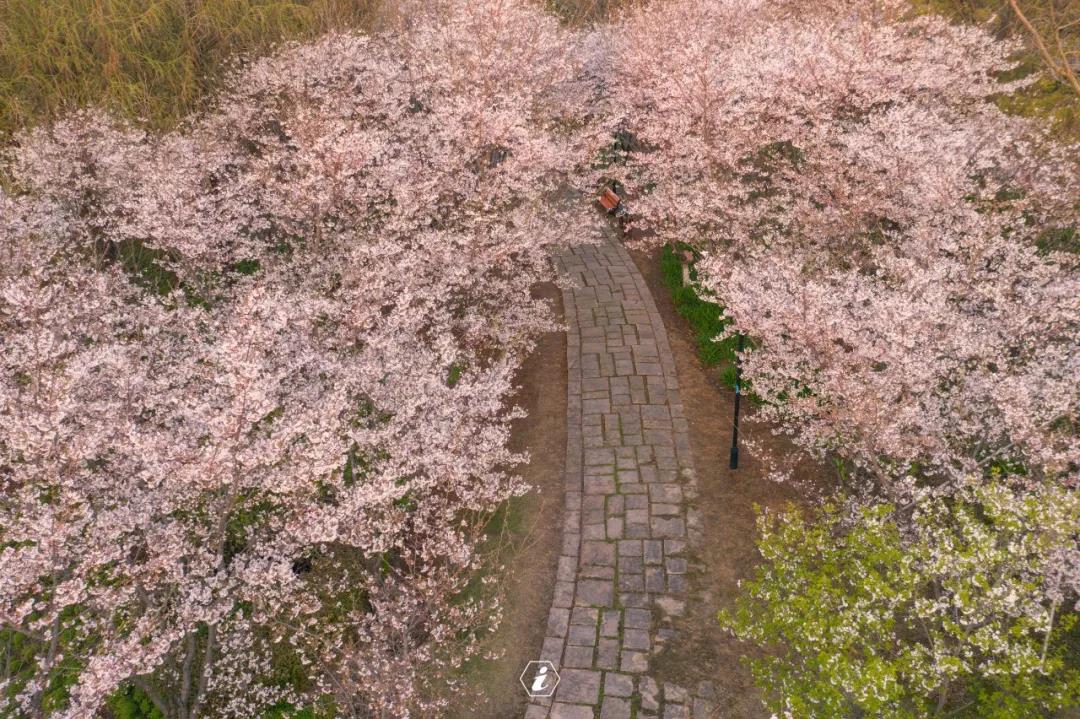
106, 687, 165, 719
659, 243, 742, 387
720, 485, 1080, 719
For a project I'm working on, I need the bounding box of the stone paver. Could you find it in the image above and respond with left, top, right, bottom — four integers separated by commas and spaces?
526, 240, 712, 718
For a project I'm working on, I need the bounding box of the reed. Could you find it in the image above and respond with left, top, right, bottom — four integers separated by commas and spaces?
0, 0, 381, 139
545, 0, 643, 25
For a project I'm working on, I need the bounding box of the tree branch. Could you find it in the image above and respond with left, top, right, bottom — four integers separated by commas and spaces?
1008, 0, 1080, 96
189, 623, 216, 719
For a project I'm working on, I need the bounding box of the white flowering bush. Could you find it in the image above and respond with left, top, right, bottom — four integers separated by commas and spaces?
721, 483, 1080, 718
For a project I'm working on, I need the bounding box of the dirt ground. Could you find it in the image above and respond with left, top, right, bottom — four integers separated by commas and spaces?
630, 247, 829, 719
445, 282, 568, 719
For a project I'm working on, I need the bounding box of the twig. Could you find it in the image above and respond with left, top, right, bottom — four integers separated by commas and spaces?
1007, 0, 1080, 96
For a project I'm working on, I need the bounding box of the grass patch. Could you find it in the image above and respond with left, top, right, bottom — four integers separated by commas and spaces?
106, 687, 165, 719
0, 0, 382, 139
431, 491, 534, 711
545, 0, 643, 25
457, 494, 532, 611
1037, 224, 1080, 254
659, 243, 741, 388
909, 0, 1080, 137
106, 687, 335, 719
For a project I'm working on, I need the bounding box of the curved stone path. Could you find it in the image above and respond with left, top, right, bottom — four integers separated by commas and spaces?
526, 240, 716, 719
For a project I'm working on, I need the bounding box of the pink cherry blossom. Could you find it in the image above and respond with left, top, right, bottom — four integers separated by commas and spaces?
0, 1, 597, 716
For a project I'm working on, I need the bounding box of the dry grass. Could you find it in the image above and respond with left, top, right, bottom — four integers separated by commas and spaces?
0, 0, 381, 139
913, 0, 1080, 135
2, 0, 1076, 139
544, 0, 643, 25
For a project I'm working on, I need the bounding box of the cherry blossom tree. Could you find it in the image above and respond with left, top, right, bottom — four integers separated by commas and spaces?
604, 1, 1079, 713
0, 1, 596, 716
607, 0, 1080, 495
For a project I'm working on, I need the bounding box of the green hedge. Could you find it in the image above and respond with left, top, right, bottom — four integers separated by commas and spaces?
659, 243, 742, 388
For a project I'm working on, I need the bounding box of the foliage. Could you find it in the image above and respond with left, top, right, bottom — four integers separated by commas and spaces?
720, 484, 1080, 718
0, 0, 382, 139
107, 687, 166, 719
995, 66, 1080, 135
0, 626, 84, 718
1037, 223, 1080, 254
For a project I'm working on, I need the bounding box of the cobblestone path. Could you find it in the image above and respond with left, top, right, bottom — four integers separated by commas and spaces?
526, 241, 716, 719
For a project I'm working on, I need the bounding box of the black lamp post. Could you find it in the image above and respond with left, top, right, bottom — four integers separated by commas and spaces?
729, 333, 745, 470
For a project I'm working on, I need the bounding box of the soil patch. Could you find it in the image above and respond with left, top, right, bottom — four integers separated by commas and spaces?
444, 281, 567, 719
